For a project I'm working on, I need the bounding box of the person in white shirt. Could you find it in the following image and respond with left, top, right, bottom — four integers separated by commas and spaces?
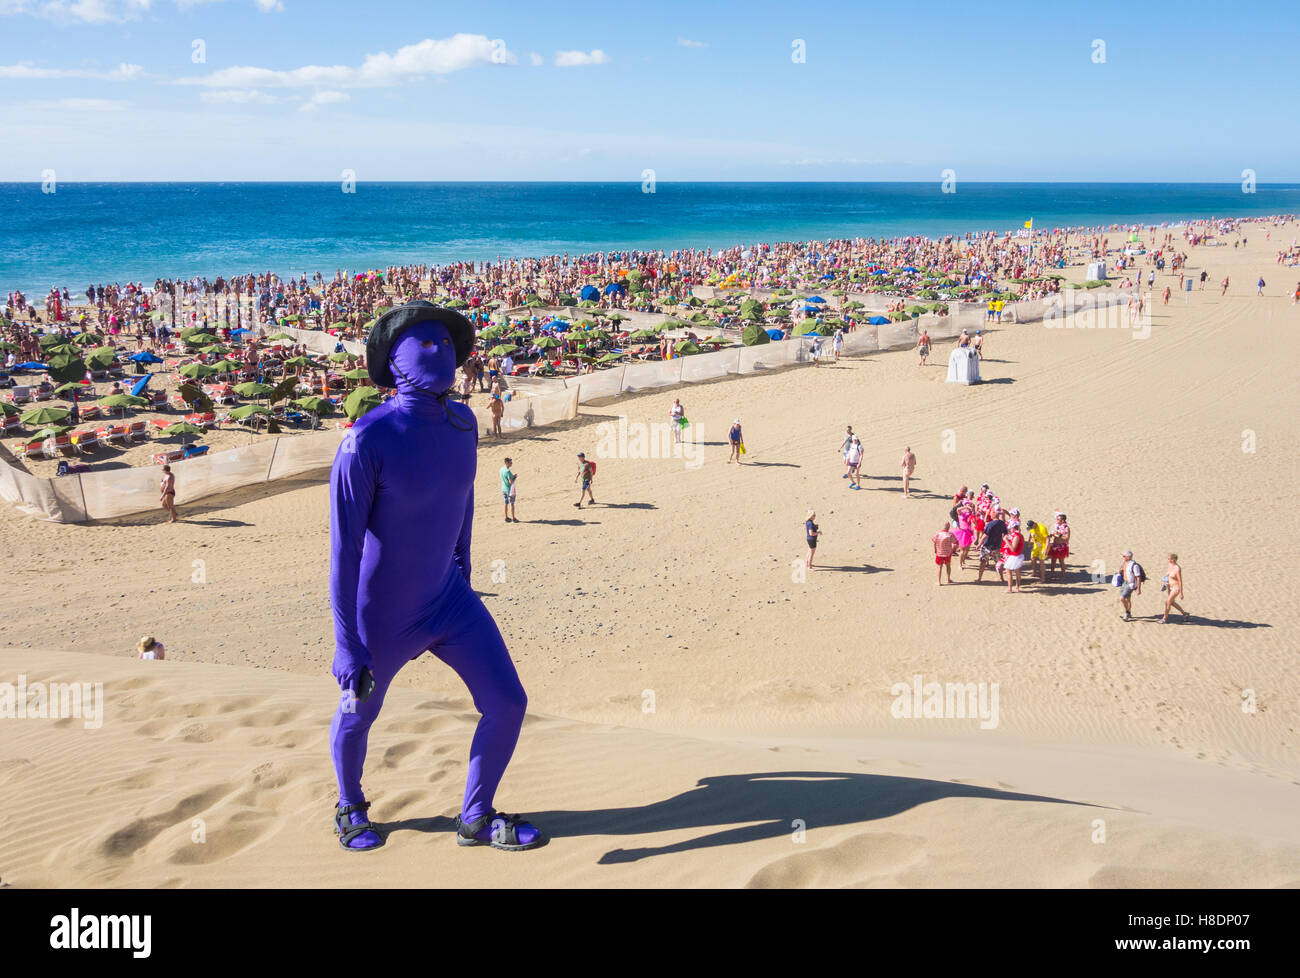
845, 435, 864, 489
137, 636, 166, 660
500, 354, 515, 377
669, 398, 685, 444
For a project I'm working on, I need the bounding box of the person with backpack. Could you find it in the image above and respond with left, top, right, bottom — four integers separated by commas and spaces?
1116, 549, 1146, 621
574, 451, 597, 508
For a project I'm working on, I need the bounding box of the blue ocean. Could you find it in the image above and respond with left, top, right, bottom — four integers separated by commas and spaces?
2, 182, 1296, 299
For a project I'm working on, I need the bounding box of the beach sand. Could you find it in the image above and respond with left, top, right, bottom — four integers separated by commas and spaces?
2, 227, 1297, 887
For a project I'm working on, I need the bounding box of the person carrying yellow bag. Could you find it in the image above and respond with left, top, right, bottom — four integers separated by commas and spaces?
728, 418, 744, 464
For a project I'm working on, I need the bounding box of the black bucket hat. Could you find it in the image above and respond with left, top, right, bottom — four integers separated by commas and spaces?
365, 300, 476, 388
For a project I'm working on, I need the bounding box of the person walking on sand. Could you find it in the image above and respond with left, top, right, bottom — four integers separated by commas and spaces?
1117, 548, 1145, 621
728, 418, 744, 464
160, 464, 178, 523
1161, 553, 1189, 623
1257, 276, 1266, 296
845, 435, 863, 489
573, 452, 596, 507
839, 425, 855, 478
917, 328, 930, 366
1221, 275, 1230, 296
900, 447, 916, 497
832, 327, 844, 361
670, 397, 685, 444
973, 331, 985, 359
804, 509, 820, 572
932, 520, 956, 585
500, 457, 518, 523
488, 389, 505, 438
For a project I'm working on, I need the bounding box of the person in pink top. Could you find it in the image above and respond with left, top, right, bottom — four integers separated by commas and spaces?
1000, 521, 1026, 593
954, 500, 975, 569
932, 520, 957, 585
1047, 512, 1070, 581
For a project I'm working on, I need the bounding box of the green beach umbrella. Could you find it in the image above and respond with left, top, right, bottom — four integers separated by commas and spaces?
98, 393, 147, 410
343, 386, 382, 420
342, 367, 370, 381
445, 298, 469, 310
793, 320, 819, 336
200, 344, 230, 356
0, 340, 18, 352
229, 404, 271, 420
293, 396, 334, 415
161, 422, 205, 445
487, 344, 518, 356
673, 341, 701, 356
21, 406, 71, 426
184, 332, 219, 346
31, 424, 73, 439
85, 348, 118, 369
179, 362, 219, 379
211, 358, 242, 373
0, 401, 20, 417
72, 332, 104, 346
327, 351, 355, 363
45, 352, 87, 385
628, 329, 659, 342
595, 352, 625, 365
234, 382, 275, 399
38, 334, 68, 350
741, 323, 772, 346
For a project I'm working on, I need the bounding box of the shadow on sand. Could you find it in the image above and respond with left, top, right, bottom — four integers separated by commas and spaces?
383, 770, 1095, 864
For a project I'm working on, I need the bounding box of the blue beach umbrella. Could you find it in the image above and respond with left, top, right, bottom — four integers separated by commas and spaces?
807, 296, 826, 303
128, 351, 164, 364
15, 361, 47, 370
765, 329, 784, 340
130, 373, 152, 398
603, 282, 626, 296
866, 315, 890, 325
579, 285, 600, 301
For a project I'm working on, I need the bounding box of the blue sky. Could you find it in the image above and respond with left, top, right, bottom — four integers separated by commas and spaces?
0, 0, 1296, 181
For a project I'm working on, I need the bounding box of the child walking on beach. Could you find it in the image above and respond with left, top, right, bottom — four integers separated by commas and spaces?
574, 452, 597, 508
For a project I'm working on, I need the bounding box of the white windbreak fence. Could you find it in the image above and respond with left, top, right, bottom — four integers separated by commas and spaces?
3, 292, 1126, 523
1, 386, 581, 523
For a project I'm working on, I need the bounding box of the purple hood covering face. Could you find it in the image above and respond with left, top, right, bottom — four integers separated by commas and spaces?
388, 319, 457, 397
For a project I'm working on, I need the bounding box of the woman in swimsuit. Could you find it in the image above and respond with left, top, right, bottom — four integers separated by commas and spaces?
1161, 553, 1189, 623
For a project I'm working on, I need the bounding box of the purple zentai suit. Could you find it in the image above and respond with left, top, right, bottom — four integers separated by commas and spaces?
327, 319, 527, 849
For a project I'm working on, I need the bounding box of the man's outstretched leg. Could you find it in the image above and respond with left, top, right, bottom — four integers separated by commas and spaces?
428, 573, 541, 850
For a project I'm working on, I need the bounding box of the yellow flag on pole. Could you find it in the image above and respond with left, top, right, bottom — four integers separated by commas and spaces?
1024, 219, 1033, 229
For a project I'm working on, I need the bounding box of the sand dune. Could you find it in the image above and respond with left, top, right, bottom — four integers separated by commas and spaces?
3, 649, 1297, 888
2, 227, 1297, 886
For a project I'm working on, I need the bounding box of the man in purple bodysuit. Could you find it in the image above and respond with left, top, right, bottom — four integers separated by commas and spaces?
328, 302, 542, 852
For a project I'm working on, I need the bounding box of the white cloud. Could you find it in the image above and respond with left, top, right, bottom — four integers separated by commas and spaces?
10, 0, 153, 23
0, 60, 143, 79
31, 96, 131, 110
199, 88, 277, 104
554, 49, 608, 67
528, 52, 543, 66
4, 0, 281, 20
300, 89, 348, 111
677, 38, 706, 48
179, 34, 513, 89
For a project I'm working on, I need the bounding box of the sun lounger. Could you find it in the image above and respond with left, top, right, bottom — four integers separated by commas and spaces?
6, 387, 32, 404
33, 388, 53, 401
56, 435, 77, 458
14, 439, 42, 458
71, 429, 100, 454
151, 449, 186, 465
89, 370, 109, 382
104, 425, 131, 447
185, 411, 217, 429
1, 414, 20, 432
78, 404, 102, 421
